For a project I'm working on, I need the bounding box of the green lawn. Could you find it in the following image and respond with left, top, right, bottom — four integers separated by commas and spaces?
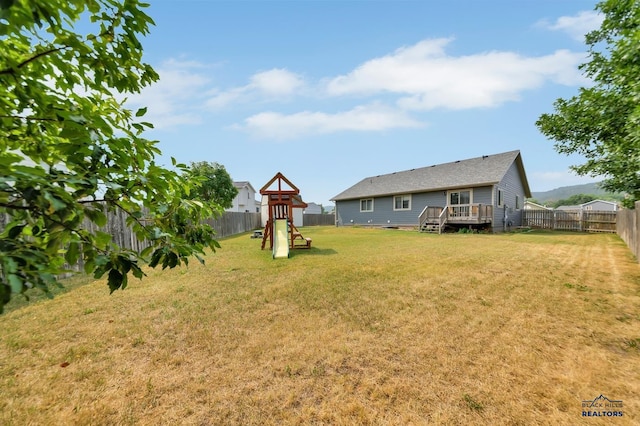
1, 227, 639, 425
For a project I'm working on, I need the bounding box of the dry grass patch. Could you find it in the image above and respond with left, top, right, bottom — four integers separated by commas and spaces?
1, 228, 639, 425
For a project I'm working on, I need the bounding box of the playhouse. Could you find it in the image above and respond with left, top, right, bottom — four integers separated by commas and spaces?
259, 172, 312, 257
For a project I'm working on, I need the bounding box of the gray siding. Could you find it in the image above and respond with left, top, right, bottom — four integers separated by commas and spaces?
335, 182, 525, 231
494, 160, 527, 229
470, 186, 493, 205
583, 200, 617, 211
336, 192, 447, 226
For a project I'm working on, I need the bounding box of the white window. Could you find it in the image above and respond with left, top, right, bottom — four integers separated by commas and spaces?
515, 195, 521, 209
497, 189, 504, 207
393, 194, 411, 211
448, 189, 472, 217
360, 198, 374, 212
449, 190, 471, 205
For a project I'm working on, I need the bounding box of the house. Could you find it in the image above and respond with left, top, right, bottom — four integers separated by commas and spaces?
331, 150, 531, 233
304, 202, 323, 214
581, 200, 618, 211
556, 199, 618, 212
226, 181, 260, 213
261, 194, 304, 228
555, 204, 581, 211
524, 200, 552, 210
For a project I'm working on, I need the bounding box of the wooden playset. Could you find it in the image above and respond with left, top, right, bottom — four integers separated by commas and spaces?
260, 172, 312, 252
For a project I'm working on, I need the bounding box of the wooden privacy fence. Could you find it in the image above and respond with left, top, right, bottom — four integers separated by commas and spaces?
303, 213, 335, 226
204, 211, 262, 238
1, 207, 262, 274
522, 209, 617, 233
617, 201, 639, 263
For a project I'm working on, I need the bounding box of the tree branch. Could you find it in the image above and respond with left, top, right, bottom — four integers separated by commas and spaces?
0, 115, 59, 122
44, 214, 111, 256
0, 46, 69, 76
0, 203, 32, 211
111, 199, 155, 233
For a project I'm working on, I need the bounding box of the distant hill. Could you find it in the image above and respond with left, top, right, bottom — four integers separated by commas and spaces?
531, 182, 619, 204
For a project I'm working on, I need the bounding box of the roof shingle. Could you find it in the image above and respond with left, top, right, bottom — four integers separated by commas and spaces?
331, 150, 528, 201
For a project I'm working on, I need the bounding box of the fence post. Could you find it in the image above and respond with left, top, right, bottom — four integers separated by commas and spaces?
616, 201, 640, 263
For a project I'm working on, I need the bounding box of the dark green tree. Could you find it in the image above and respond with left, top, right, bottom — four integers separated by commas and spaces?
552, 194, 596, 208
183, 162, 238, 210
0, 0, 219, 312
536, 0, 640, 208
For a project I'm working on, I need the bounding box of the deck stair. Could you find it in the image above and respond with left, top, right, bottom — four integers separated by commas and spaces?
420, 222, 441, 233
418, 203, 493, 234
418, 205, 447, 234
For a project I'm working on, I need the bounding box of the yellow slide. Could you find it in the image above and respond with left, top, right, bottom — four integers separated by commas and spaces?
273, 218, 290, 259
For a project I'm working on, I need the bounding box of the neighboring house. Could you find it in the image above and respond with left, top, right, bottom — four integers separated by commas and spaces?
226, 181, 260, 213
555, 204, 581, 211
261, 194, 304, 228
304, 202, 323, 214
556, 199, 618, 212
331, 150, 531, 233
524, 200, 553, 210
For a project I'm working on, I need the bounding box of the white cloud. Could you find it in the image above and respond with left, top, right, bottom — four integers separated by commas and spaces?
127, 35, 591, 137
236, 103, 423, 141
538, 10, 603, 41
206, 68, 305, 109
126, 59, 211, 129
326, 38, 586, 111
250, 69, 305, 96
205, 87, 246, 110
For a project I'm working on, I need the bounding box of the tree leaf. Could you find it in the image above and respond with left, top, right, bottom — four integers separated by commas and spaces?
7, 224, 25, 239
7, 274, 23, 294
0, 0, 15, 11
65, 241, 80, 265
94, 231, 112, 249
107, 268, 123, 293
43, 191, 67, 212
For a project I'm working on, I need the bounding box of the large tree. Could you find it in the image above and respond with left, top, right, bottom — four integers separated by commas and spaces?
0, 0, 219, 312
184, 162, 238, 210
536, 0, 640, 208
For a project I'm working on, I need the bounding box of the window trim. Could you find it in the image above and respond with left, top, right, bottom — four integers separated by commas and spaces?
393, 194, 412, 211
497, 189, 504, 207
360, 198, 374, 212
448, 189, 473, 206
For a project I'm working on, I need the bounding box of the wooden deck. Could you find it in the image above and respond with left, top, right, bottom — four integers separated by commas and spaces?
419, 204, 493, 233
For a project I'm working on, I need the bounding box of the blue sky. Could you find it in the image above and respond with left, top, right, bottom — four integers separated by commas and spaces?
127, 0, 603, 207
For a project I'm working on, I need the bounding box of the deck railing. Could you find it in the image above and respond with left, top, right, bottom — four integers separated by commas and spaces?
438, 206, 448, 234
419, 204, 493, 230
446, 204, 493, 222
418, 205, 445, 228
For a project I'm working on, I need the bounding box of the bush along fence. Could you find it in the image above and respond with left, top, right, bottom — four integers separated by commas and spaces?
617, 201, 639, 263
522, 209, 617, 233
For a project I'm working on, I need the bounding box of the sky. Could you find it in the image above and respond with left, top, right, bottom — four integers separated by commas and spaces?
125, 0, 604, 207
